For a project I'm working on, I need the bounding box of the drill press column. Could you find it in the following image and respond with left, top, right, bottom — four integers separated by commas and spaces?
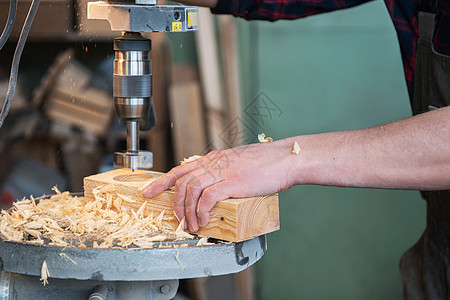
113, 32, 153, 170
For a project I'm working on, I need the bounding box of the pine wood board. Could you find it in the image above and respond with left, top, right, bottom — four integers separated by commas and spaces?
194, 8, 227, 150
83, 168, 279, 242
169, 81, 207, 163
219, 15, 242, 147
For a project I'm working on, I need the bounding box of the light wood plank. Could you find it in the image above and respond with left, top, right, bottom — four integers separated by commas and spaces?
169, 81, 207, 163
219, 15, 242, 147
195, 8, 227, 150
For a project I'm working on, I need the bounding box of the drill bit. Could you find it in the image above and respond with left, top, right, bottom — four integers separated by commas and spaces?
127, 120, 139, 173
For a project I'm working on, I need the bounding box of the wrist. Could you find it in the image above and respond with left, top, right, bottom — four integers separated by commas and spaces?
281, 133, 354, 188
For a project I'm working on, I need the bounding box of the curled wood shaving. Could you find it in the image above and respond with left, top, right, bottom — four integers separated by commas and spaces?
136, 202, 146, 217
40, 260, 50, 286
292, 141, 301, 155
195, 237, 214, 247
175, 251, 183, 269
175, 219, 194, 240
258, 133, 273, 143
60, 252, 77, 265
180, 155, 203, 165
117, 194, 137, 203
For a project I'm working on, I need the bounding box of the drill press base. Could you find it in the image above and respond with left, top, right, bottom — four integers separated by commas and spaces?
0, 229, 266, 299
0, 272, 178, 300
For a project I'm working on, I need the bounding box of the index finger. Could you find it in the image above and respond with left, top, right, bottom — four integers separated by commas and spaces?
142, 160, 204, 198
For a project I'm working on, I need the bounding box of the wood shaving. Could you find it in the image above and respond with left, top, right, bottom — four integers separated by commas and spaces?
258, 133, 273, 143
40, 260, 49, 286
175, 251, 183, 269
0, 185, 204, 249
292, 141, 301, 155
195, 237, 214, 246
175, 219, 194, 240
180, 155, 203, 164
60, 252, 77, 265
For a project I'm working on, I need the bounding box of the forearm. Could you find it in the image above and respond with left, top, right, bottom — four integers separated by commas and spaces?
291, 107, 450, 190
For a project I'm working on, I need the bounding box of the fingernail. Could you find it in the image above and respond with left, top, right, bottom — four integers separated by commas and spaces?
142, 187, 152, 198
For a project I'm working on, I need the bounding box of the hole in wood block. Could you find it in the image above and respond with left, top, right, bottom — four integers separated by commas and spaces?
113, 174, 155, 182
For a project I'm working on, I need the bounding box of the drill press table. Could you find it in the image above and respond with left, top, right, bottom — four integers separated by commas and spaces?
0, 224, 266, 299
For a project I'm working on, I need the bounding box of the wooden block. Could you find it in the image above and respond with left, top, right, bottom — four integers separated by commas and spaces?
46, 87, 113, 136
83, 168, 280, 242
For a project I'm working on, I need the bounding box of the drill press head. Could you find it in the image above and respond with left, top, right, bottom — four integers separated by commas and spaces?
87, 0, 198, 170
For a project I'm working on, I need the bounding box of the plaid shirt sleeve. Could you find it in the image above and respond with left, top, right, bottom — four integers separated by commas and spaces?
211, 0, 372, 21
434, 0, 450, 55
211, 0, 449, 105
211, 0, 418, 100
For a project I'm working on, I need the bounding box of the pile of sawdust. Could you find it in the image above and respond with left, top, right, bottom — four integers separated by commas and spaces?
0, 186, 212, 249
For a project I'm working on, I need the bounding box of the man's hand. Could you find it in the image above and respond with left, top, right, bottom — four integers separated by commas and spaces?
142, 141, 298, 232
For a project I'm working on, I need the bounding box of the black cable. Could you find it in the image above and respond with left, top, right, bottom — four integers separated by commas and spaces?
0, 0, 17, 51
0, 0, 41, 129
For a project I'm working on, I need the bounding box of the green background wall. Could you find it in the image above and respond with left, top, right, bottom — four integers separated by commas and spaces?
236, 1, 426, 299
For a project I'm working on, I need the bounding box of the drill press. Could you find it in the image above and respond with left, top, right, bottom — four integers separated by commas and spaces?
88, 0, 199, 170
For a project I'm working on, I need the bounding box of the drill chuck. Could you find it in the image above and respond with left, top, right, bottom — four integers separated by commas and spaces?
113, 32, 153, 170
113, 33, 152, 119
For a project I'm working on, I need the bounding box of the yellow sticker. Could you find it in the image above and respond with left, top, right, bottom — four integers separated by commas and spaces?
188, 12, 198, 27
172, 22, 182, 32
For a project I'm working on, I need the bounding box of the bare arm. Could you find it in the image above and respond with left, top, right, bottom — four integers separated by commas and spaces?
143, 107, 450, 231
292, 106, 450, 190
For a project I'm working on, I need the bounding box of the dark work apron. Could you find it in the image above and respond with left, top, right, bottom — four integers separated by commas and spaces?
399, 1, 450, 299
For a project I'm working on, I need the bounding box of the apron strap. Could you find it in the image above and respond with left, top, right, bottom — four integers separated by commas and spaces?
418, 11, 436, 43
420, 0, 438, 13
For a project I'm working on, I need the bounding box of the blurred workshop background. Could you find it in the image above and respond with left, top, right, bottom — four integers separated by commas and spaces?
0, 0, 425, 299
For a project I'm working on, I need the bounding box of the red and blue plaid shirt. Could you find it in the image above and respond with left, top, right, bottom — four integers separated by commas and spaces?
212, 0, 450, 103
